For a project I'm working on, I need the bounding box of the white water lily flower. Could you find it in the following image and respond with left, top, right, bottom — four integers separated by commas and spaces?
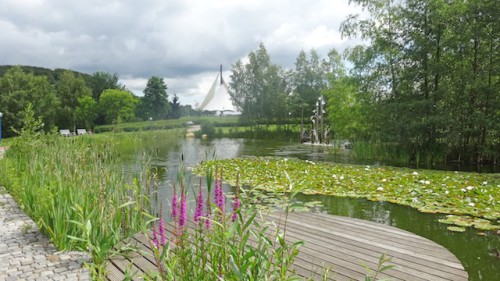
461, 188, 466, 192
425, 180, 430, 185
468, 202, 475, 207
377, 187, 384, 191
482, 181, 488, 185
339, 175, 344, 180
445, 190, 449, 194
412, 171, 419, 175
466, 186, 474, 191
382, 178, 387, 182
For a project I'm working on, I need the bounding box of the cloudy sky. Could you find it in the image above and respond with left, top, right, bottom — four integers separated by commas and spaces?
1, 0, 363, 109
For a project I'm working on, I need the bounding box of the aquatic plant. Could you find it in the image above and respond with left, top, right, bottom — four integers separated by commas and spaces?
194, 157, 500, 232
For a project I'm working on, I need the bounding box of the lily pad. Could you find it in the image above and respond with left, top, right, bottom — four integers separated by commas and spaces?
474, 223, 500, 231
447, 226, 466, 232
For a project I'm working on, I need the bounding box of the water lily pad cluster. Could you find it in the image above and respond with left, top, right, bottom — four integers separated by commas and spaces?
194, 157, 500, 231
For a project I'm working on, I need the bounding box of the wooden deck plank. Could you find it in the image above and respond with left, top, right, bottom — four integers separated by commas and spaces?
268, 213, 464, 270
267, 212, 467, 280
279, 223, 466, 279
266, 212, 461, 268
108, 212, 468, 281
269, 212, 452, 260
106, 260, 127, 281
265, 219, 461, 280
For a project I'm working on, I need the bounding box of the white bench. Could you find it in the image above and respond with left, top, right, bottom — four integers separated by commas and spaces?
60, 129, 71, 137
77, 129, 87, 135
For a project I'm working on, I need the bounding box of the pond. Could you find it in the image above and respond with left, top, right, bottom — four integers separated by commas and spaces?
121, 137, 499, 281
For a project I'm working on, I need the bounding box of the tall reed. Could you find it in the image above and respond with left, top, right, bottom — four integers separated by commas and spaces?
0, 129, 154, 279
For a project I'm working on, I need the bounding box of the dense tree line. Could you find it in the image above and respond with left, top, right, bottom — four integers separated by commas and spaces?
339, 0, 500, 164
228, 0, 499, 165
0, 66, 179, 137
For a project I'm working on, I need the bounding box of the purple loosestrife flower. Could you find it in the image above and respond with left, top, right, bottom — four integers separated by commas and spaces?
152, 224, 159, 248
159, 218, 166, 246
214, 179, 225, 213
194, 190, 204, 224
231, 196, 240, 222
205, 207, 211, 229
171, 192, 178, 220
179, 193, 187, 231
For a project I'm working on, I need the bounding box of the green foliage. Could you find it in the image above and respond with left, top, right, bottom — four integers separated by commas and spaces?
169, 94, 181, 119
341, 0, 500, 164
324, 76, 371, 140
98, 89, 138, 123
56, 70, 93, 130
229, 43, 288, 125
363, 253, 395, 281
143, 168, 305, 281
10, 103, 45, 152
0, 132, 155, 279
0, 66, 59, 137
291, 49, 328, 117
75, 96, 98, 130
197, 120, 216, 137
141, 76, 171, 120
88, 71, 123, 102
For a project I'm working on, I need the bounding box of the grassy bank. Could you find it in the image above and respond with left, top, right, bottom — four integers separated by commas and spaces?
93, 116, 239, 133
195, 157, 500, 232
0, 131, 168, 278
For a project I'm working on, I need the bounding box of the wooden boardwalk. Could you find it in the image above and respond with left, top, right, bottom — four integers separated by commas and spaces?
107, 212, 468, 280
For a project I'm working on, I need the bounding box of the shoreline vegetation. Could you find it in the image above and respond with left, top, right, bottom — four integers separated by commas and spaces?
0, 112, 497, 279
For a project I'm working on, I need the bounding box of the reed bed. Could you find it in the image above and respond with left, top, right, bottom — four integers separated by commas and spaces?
0, 132, 156, 279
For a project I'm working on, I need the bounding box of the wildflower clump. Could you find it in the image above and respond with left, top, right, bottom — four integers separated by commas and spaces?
146, 166, 302, 281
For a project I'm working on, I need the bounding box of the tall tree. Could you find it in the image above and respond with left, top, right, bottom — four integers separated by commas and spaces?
229, 43, 288, 125
342, 0, 500, 164
0, 66, 59, 137
98, 89, 137, 124
88, 71, 123, 102
56, 70, 92, 131
291, 49, 331, 123
75, 96, 97, 130
142, 76, 171, 120
169, 94, 181, 119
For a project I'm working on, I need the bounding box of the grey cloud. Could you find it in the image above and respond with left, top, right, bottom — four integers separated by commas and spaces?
0, 0, 361, 105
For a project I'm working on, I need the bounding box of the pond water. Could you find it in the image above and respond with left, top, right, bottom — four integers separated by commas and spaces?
121, 137, 499, 281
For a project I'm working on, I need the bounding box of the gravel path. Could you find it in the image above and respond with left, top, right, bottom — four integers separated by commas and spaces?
0, 188, 91, 281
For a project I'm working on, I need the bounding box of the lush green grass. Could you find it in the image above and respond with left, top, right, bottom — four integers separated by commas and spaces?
195, 157, 500, 232
93, 116, 240, 133
0, 137, 13, 146
0, 131, 170, 279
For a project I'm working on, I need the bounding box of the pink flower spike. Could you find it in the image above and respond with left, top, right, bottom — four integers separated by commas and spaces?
231, 197, 240, 222
171, 192, 178, 220
205, 208, 211, 230
194, 191, 204, 224
159, 218, 166, 246
152, 224, 159, 248
179, 193, 187, 231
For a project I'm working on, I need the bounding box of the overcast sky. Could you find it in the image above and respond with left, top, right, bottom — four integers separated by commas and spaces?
0, 0, 362, 109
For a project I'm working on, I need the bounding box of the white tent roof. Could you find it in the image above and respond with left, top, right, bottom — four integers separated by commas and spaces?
199, 69, 240, 112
